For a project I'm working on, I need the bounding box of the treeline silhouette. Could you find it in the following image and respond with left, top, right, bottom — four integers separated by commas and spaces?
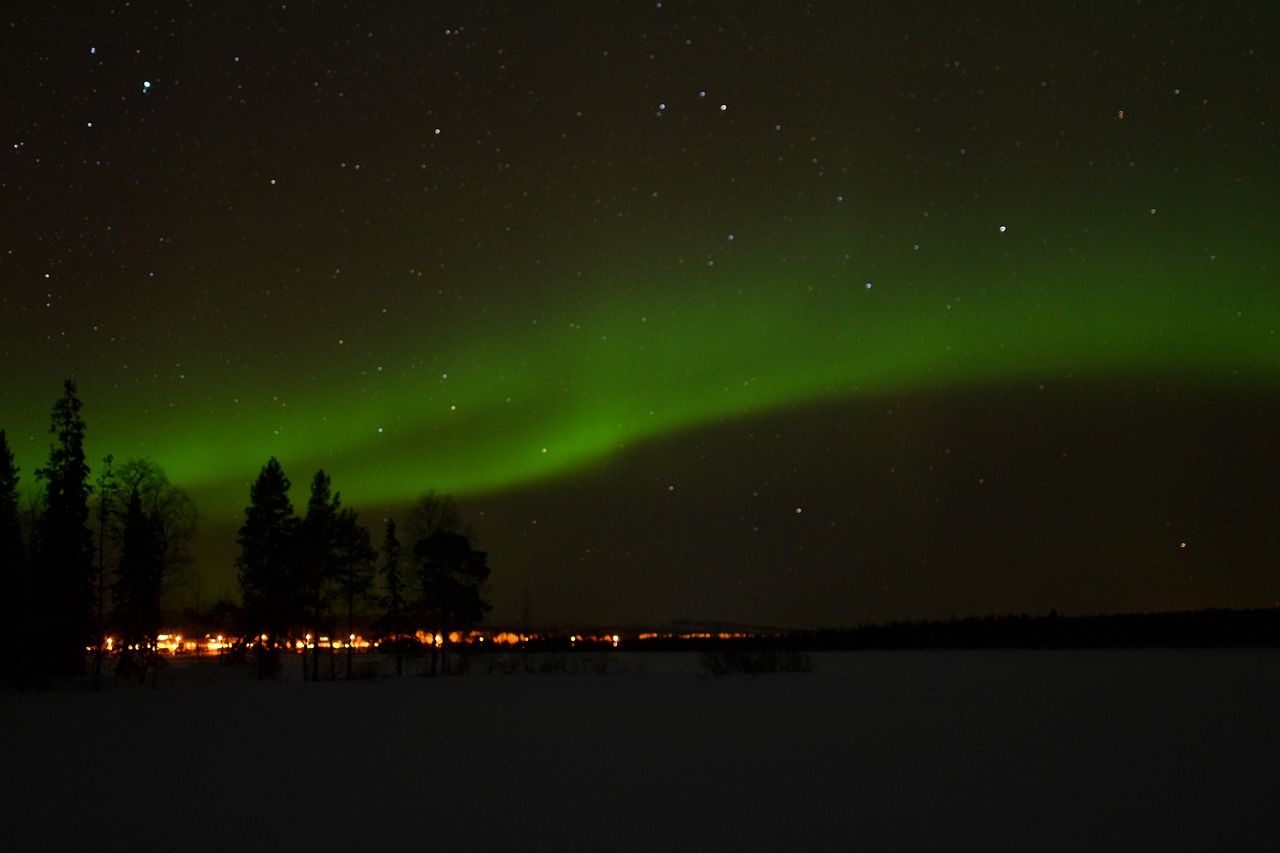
6, 384, 1275, 691
1, 381, 492, 687
233, 459, 490, 680
790, 609, 1280, 650
0, 381, 169, 686
608, 609, 1280, 653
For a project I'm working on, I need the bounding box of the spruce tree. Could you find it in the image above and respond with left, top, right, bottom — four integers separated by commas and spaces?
298, 469, 340, 680
236, 458, 296, 678
34, 380, 94, 677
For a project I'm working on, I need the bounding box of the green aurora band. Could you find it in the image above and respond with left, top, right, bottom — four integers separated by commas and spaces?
67, 219, 1269, 517
11, 206, 1278, 520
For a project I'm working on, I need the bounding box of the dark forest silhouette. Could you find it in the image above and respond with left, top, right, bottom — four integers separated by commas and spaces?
236, 460, 490, 679
2, 381, 97, 684
3, 382, 1277, 689
2, 382, 199, 686
1, 381, 492, 685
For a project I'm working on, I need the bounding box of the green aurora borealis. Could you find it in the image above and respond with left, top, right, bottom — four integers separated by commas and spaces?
4, 2, 1278, 625
28, 199, 1278, 510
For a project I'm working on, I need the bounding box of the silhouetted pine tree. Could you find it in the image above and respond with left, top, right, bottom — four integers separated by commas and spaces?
298, 470, 341, 680
0, 429, 26, 682
379, 518, 406, 676
236, 458, 296, 678
33, 381, 95, 678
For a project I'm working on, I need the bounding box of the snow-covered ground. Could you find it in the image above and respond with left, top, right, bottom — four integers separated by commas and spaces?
4, 649, 1278, 851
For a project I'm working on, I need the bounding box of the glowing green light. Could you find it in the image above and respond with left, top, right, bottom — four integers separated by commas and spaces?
98, 244, 1273, 517
11, 206, 1272, 522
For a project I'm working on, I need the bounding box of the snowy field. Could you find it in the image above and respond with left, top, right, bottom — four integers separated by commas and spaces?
4, 649, 1279, 851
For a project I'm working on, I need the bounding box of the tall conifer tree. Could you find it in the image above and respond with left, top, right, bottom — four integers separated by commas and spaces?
35, 381, 94, 677
236, 457, 295, 678
299, 469, 340, 680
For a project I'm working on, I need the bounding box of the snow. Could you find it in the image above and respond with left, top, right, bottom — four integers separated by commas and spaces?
4, 650, 1279, 850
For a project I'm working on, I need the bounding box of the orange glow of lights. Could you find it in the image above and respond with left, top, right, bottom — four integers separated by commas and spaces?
155, 634, 186, 655
492, 632, 528, 645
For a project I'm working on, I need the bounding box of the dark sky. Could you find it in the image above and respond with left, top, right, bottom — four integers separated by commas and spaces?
3, 1, 1278, 628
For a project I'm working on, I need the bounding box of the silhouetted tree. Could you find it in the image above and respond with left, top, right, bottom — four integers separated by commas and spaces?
116, 459, 197, 598
406, 490, 466, 543
405, 491, 466, 675
206, 596, 246, 663
333, 508, 375, 678
33, 380, 95, 678
0, 430, 25, 682
102, 460, 197, 680
236, 458, 296, 678
413, 529, 491, 675
378, 518, 406, 676
298, 470, 341, 680
112, 486, 163, 679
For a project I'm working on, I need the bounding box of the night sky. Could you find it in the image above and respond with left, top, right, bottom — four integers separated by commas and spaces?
3, 2, 1278, 628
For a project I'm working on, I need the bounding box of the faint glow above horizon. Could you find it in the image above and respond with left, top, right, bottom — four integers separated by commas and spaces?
8, 210, 1276, 521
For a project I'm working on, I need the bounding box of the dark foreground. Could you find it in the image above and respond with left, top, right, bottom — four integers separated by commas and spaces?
3, 649, 1278, 851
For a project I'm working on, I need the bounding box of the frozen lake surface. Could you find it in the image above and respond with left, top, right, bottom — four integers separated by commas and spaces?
4, 649, 1279, 850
